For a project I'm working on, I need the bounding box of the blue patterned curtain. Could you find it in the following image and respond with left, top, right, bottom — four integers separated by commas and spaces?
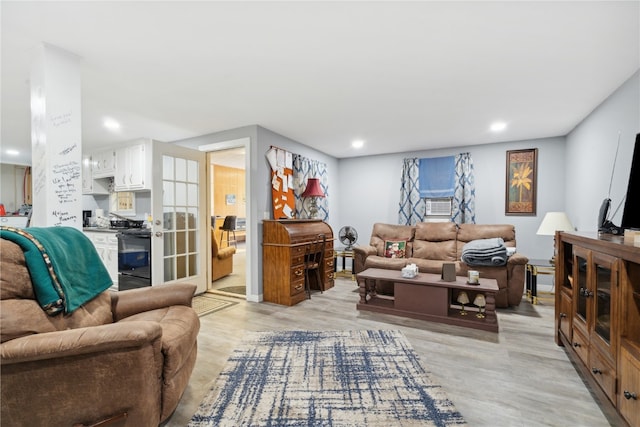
451, 153, 476, 224
399, 153, 476, 225
293, 155, 329, 220
398, 158, 424, 225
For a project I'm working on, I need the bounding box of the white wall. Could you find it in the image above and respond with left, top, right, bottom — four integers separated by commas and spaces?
565, 70, 640, 232
337, 137, 566, 261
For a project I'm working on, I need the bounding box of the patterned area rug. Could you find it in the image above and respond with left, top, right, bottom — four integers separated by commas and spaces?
188, 330, 466, 426
191, 294, 237, 317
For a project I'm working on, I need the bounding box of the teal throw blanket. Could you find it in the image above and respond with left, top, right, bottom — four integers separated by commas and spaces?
0, 226, 112, 315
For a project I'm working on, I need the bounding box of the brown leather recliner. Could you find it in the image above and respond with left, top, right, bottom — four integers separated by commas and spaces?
0, 238, 200, 427
211, 226, 236, 281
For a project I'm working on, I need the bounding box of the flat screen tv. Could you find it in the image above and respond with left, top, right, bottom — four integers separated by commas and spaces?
620, 133, 640, 230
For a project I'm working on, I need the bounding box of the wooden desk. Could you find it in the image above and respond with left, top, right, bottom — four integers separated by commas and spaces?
262, 220, 334, 306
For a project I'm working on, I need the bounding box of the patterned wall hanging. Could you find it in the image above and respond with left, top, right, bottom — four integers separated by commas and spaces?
293, 155, 329, 221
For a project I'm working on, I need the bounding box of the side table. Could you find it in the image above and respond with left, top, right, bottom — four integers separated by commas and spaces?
526, 258, 555, 304
334, 247, 355, 280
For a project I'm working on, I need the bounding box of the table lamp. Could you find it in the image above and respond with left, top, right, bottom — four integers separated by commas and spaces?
301, 178, 325, 219
536, 211, 574, 263
473, 293, 486, 318
457, 291, 470, 316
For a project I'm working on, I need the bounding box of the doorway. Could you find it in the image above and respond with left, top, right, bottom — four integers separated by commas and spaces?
207, 147, 247, 298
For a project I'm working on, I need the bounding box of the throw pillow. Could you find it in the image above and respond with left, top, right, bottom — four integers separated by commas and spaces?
384, 240, 406, 258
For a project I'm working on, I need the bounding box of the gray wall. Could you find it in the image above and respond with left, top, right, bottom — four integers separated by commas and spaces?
339, 70, 639, 262
565, 70, 640, 232
337, 137, 566, 261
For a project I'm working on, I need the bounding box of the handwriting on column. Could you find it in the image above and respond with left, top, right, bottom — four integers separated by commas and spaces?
50, 112, 72, 128
52, 160, 80, 204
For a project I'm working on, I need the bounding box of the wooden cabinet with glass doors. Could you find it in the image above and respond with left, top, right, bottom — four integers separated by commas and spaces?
555, 231, 640, 427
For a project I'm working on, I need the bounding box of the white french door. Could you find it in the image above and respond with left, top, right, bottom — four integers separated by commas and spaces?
151, 141, 207, 293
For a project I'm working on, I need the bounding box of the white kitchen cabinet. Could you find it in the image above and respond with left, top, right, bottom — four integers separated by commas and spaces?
91, 149, 116, 178
82, 154, 109, 195
114, 140, 150, 191
82, 154, 93, 194
84, 231, 118, 291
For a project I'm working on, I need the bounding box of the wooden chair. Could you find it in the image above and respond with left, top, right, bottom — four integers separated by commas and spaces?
304, 233, 326, 298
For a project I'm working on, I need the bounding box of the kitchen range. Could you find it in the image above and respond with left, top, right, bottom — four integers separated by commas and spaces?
109, 212, 151, 291
116, 227, 151, 291
84, 212, 152, 291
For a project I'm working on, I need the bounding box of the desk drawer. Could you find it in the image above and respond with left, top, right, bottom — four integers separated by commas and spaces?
324, 253, 334, 270
291, 252, 305, 266
290, 265, 305, 283
290, 278, 305, 296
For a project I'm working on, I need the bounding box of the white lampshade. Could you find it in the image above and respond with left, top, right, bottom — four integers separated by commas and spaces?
473, 294, 486, 307
457, 291, 470, 305
536, 212, 574, 236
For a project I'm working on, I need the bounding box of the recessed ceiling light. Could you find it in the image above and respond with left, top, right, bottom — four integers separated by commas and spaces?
490, 121, 507, 132
103, 118, 121, 130
352, 140, 364, 148
6, 149, 19, 156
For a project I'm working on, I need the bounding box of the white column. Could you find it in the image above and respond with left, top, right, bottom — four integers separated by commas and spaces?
30, 43, 82, 228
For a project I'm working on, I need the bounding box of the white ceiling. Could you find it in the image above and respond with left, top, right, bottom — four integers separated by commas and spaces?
2, 1, 639, 166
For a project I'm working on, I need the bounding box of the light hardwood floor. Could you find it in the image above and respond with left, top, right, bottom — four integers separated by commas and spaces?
164, 278, 614, 427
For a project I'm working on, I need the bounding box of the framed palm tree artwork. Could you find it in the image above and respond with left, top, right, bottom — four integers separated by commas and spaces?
505, 148, 537, 215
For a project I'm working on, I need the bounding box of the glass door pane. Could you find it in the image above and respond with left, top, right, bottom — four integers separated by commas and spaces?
576, 254, 588, 322
151, 140, 207, 293
162, 155, 199, 282
594, 263, 612, 343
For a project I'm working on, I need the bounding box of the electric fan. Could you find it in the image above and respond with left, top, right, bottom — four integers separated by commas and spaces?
338, 226, 358, 250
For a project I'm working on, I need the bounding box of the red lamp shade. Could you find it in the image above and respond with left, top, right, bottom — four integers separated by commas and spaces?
301, 178, 325, 198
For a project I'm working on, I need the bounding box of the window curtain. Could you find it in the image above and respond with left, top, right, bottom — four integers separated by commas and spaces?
398, 158, 425, 225
451, 153, 476, 224
398, 153, 476, 225
293, 154, 329, 220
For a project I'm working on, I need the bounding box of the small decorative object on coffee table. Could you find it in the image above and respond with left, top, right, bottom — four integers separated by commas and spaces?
457, 291, 470, 315
474, 294, 486, 318
441, 263, 456, 282
467, 270, 479, 284
401, 263, 418, 278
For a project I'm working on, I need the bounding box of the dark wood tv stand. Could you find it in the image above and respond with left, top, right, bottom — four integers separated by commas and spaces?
555, 231, 640, 427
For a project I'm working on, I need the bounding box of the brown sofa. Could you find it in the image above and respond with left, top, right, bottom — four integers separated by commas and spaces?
353, 222, 528, 307
0, 238, 200, 427
212, 226, 236, 281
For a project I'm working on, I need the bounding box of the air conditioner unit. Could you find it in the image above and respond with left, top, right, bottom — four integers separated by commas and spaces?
425, 198, 453, 216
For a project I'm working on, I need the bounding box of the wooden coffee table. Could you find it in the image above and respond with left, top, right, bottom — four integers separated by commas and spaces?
356, 268, 499, 332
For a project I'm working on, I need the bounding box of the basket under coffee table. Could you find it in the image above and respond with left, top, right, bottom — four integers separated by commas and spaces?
356, 268, 499, 332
